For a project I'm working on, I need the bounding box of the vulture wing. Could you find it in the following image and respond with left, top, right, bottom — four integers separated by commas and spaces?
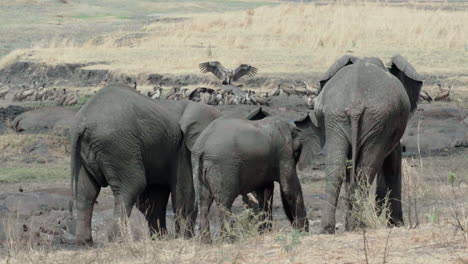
233, 64, 257, 81
199, 61, 226, 80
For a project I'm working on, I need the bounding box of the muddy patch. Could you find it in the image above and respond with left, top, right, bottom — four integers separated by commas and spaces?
402, 103, 468, 155
0, 190, 148, 247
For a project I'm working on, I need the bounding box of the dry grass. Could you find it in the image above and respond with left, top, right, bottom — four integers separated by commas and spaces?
0, 133, 68, 157
1, 150, 467, 263
1, 3, 466, 76
1, 224, 467, 263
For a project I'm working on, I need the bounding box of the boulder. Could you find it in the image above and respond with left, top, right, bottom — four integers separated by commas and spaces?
10, 107, 77, 134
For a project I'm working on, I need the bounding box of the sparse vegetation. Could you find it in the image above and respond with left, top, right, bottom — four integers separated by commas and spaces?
0, 167, 68, 184
351, 179, 392, 230
1, 1, 468, 263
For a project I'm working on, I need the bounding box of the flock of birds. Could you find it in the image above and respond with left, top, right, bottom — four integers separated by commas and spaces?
0, 81, 81, 106
146, 82, 319, 107
0, 61, 451, 108
146, 61, 319, 107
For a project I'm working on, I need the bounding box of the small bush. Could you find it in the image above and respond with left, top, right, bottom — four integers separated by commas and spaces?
350, 179, 391, 230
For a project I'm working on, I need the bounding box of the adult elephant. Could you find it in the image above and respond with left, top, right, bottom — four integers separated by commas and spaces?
69, 83, 221, 245
192, 108, 322, 243
314, 55, 422, 233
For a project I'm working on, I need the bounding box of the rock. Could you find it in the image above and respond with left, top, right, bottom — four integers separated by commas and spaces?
10, 106, 77, 134
0, 105, 28, 134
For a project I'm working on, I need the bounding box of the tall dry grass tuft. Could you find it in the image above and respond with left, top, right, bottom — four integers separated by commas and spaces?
350, 178, 392, 230
217, 208, 269, 242
3, 3, 466, 75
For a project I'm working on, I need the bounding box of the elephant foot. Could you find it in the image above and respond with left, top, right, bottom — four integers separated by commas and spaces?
61, 231, 94, 246
258, 222, 273, 234
319, 223, 336, 235
292, 218, 309, 232
388, 218, 404, 228
200, 233, 212, 244
150, 229, 169, 240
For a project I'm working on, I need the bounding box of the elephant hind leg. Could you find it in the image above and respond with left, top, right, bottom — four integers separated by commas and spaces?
198, 183, 214, 243
75, 165, 101, 246
212, 182, 238, 241
105, 162, 147, 242
320, 134, 348, 234
346, 144, 385, 231
136, 185, 170, 238
380, 144, 404, 226
216, 197, 236, 242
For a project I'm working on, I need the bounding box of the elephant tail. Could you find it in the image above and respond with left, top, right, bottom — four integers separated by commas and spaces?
70, 126, 85, 211
192, 151, 205, 211
347, 105, 365, 188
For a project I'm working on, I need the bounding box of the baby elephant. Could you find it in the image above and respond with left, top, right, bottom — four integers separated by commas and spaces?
192, 115, 310, 243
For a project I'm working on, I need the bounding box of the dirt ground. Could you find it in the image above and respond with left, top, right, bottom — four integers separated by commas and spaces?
1, 0, 468, 263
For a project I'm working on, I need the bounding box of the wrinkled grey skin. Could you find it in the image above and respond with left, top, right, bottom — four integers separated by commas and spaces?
314, 55, 423, 233
69, 83, 221, 245
192, 110, 318, 242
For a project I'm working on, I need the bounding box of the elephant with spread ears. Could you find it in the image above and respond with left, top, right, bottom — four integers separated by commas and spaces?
313, 54, 423, 233
67, 83, 222, 245
191, 107, 324, 243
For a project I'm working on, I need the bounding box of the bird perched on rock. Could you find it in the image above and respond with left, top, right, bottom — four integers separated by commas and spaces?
0, 87, 9, 99
199, 61, 258, 85
279, 83, 296, 97
304, 81, 319, 96
255, 95, 270, 106
292, 82, 310, 96
64, 91, 80, 106
166, 87, 180, 100
245, 90, 257, 105
271, 85, 281, 96
419, 89, 432, 103
434, 85, 451, 102
55, 88, 68, 105
200, 92, 211, 104
149, 87, 162, 100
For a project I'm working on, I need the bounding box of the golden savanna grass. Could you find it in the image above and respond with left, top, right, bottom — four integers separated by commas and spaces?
2, 3, 466, 76
1, 3, 468, 263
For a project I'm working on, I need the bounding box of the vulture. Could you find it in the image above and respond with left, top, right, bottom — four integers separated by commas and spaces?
199, 61, 257, 84
419, 89, 432, 103
434, 85, 451, 102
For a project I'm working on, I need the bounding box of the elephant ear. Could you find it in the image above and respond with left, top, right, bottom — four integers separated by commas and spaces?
388, 54, 423, 112
293, 112, 325, 171
319, 55, 359, 91
245, 106, 272, 120
179, 102, 222, 152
